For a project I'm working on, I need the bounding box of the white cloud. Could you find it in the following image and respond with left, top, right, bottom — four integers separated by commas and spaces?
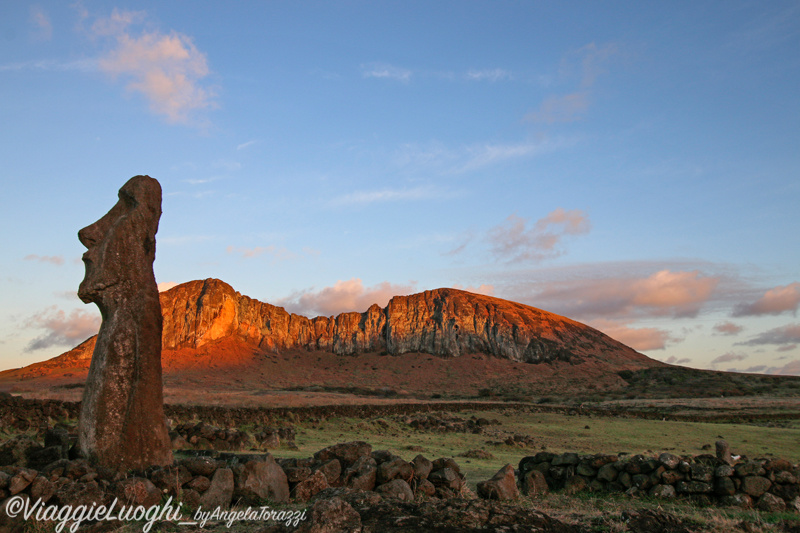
236, 140, 258, 151
24, 306, 100, 351
329, 185, 453, 207
465, 68, 512, 82
92, 8, 215, 124
361, 63, 412, 83
276, 278, 417, 317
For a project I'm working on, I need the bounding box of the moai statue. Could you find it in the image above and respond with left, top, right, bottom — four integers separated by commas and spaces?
77, 175, 173, 471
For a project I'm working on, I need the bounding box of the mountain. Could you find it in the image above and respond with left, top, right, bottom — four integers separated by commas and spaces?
0, 279, 659, 400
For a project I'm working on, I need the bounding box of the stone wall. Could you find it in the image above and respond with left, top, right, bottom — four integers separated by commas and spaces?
518, 447, 800, 513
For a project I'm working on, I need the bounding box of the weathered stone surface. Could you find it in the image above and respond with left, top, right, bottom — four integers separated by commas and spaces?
521, 469, 549, 496
375, 479, 415, 501
757, 492, 786, 512
181, 457, 219, 477
314, 459, 342, 486
658, 453, 681, 470
416, 478, 436, 497
714, 476, 736, 496
0, 437, 39, 468
115, 477, 161, 507
428, 467, 463, 491
342, 456, 377, 491
597, 463, 618, 482
235, 458, 290, 503
295, 496, 361, 533
292, 470, 329, 502
8, 468, 36, 495
676, 480, 712, 494
477, 464, 518, 501
741, 476, 772, 498
186, 475, 211, 493
199, 468, 234, 509
690, 463, 713, 482
715, 440, 732, 464
720, 493, 753, 508
77, 175, 172, 472
376, 457, 413, 485
649, 484, 676, 499
314, 441, 372, 470
411, 454, 433, 481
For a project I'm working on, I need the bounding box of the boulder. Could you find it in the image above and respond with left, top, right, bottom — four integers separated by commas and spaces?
292, 470, 329, 503
741, 476, 772, 498
115, 477, 161, 508
521, 469, 549, 497
757, 492, 786, 512
199, 468, 234, 509
476, 464, 518, 501
295, 497, 361, 533
375, 479, 415, 501
376, 457, 413, 485
342, 456, 377, 491
234, 458, 290, 503
314, 441, 372, 470
314, 459, 342, 486
412, 454, 433, 481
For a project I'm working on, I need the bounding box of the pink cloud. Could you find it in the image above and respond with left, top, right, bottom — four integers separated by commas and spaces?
157, 281, 179, 292
713, 321, 743, 336
588, 318, 676, 351
733, 282, 800, 317
453, 284, 495, 297
276, 278, 417, 317
92, 9, 214, 124
23, 254, 65, 266
533, 269, 719, 320
488, 208, 590, 263
25, 306, 100, 351
30, 6, 52, 40
772, 360, 800, 376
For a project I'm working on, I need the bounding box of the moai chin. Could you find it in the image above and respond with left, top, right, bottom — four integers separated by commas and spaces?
77, 175, 173, 471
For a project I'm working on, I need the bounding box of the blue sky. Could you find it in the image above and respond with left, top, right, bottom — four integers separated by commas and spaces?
2, 1, 799, 375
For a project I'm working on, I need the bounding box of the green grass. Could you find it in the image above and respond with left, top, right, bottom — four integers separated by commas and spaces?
272, 408, 800, 490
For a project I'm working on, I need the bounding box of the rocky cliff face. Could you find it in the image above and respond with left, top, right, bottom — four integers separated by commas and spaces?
156, 279, 649, 365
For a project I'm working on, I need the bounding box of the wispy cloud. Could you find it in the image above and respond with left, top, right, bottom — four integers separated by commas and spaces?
91, 8, 215, 124
24, 306, 100, 351
739, 323, 800, 346
236, 140, 258, 151
30, 6, 53, 40
361, 62, 412, 83
526, 42, 618, 123
24, 254, 65, 266
329, 185, 453, 207
713, 321, 743, 336
710, 352, 748, 367
0, 59, 97, 72
465, 68, 512, 82
733, 282, 800, 316
487, 209, 591, 263
276, 278, 417, 317
452, 283, 495, 296
665, 356, 692, 365
226, 245, 297, 261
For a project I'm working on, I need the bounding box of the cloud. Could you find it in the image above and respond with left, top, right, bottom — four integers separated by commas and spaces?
465, 68, 512, 82
157, 281, 179, 292
531, 269, 720, 320
329, 186, 452, 207
276, 278, 417, 317
777, 344, 797, 352
236, 140, 258, 151
452, 284, 495, 296
92, 8, 215, 124
589, 318, 676, 351
526, 92, 590, 123
487, 209, 590, 263
24, 306, 101, 351
0, 59, 97, 72
739, 323, 800, 346
665, 356, 692, 365
710, 352, 748, 366
772, 360, 800, 376
733, 282, 800, 316
713, 321, 743, 336
526, 42, 618, 123
30, 6, 53, 40
24, 254, 65, 266
361, 63, 412, 83
226, 245, 297, 261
